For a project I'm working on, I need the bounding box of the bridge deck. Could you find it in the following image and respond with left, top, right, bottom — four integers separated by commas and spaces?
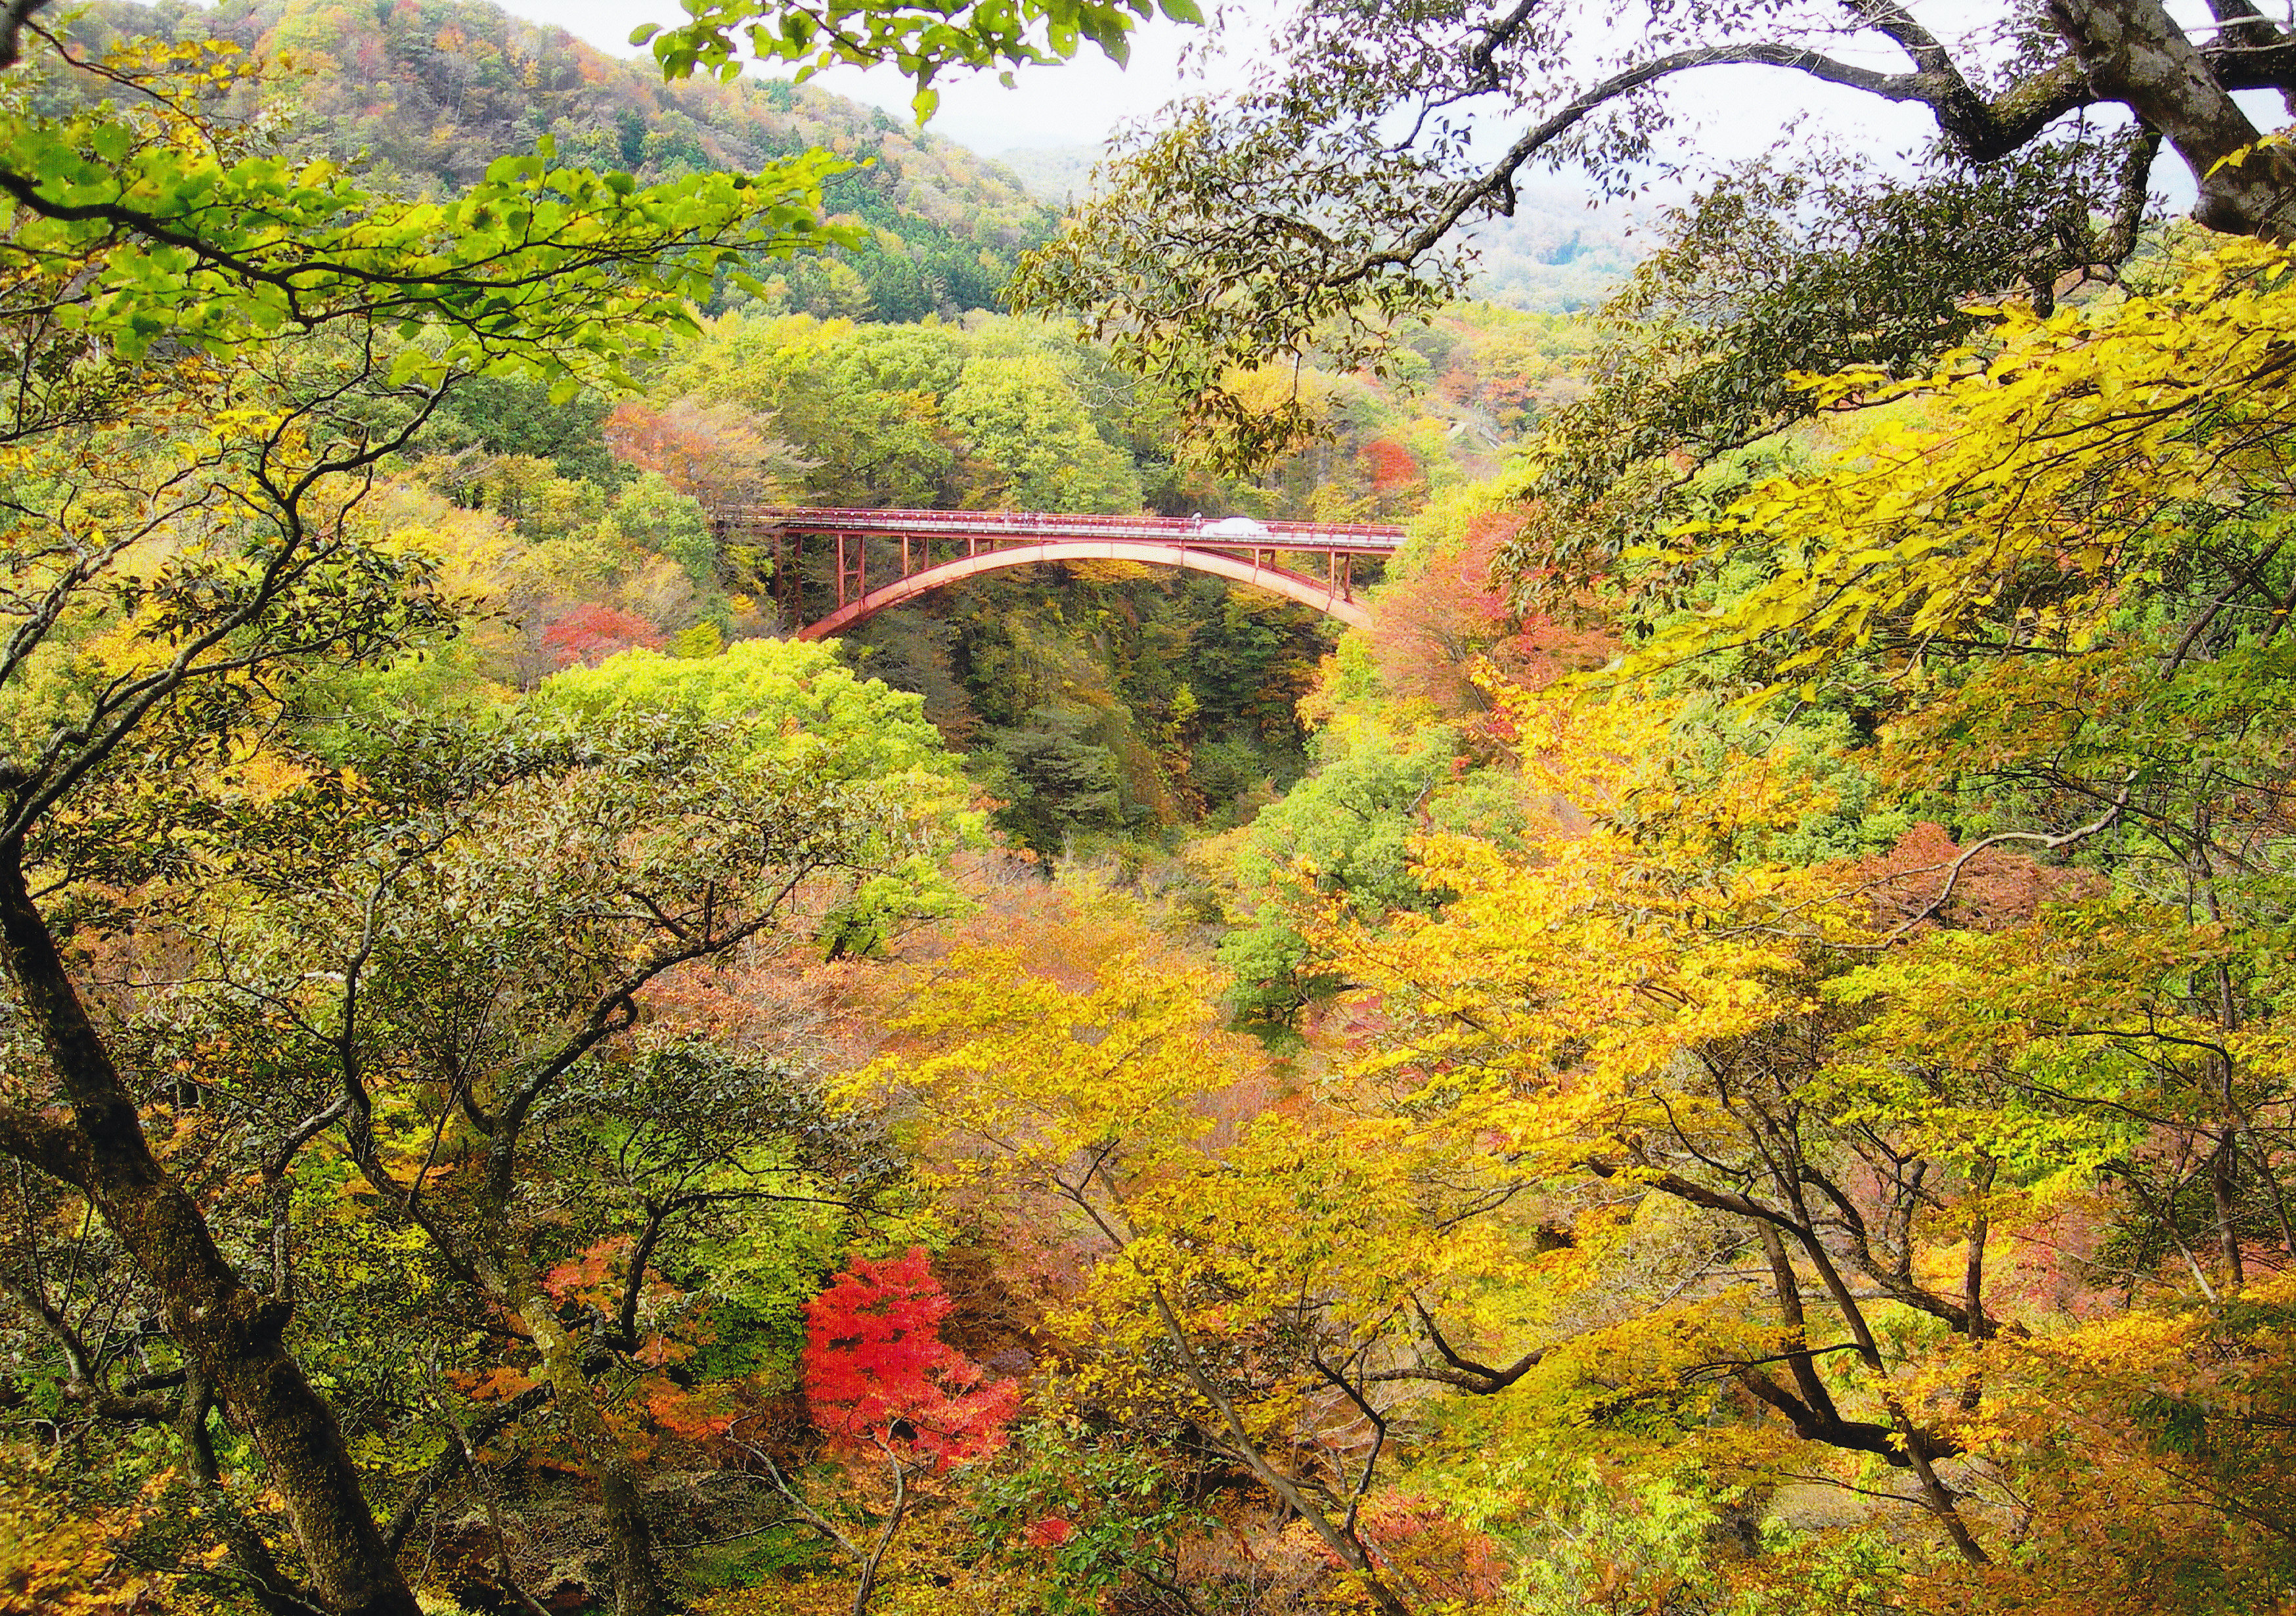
726, 506, 1407, 554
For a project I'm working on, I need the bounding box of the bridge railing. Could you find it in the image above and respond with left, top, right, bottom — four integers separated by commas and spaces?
722, 506, 1407, 554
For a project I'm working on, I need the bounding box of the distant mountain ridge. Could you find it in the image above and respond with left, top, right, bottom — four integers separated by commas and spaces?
76, 0, 1059, 321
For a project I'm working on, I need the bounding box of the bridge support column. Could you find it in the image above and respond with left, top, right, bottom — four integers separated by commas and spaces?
775, 528, 802, 626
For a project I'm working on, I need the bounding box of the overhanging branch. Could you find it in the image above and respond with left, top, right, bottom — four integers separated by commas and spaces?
1348, 43, 2097, 284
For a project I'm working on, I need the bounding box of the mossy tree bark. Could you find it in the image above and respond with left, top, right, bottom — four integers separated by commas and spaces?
0, 850, 421, 1616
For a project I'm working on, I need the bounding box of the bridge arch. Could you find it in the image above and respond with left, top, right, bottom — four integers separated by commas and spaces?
793, 539, 1372, 640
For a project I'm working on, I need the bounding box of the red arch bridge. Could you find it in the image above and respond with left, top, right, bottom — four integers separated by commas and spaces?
717, 508, 1407, 639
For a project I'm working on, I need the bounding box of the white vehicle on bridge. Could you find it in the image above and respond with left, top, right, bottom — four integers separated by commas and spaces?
1197, 515, 1273, 541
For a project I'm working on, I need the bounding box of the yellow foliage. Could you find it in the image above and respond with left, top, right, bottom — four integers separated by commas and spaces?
0, 1452, 158, 1616
1635, 234, 2296, 681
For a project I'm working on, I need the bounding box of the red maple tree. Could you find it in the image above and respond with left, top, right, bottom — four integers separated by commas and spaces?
1359, 437, 1421, 495
539, 603, 664, 669
802, 1247, 1019, 1473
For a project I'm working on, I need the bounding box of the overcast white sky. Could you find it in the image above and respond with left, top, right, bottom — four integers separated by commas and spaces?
497, 0, 2235, 206
500, 0, 1942, 164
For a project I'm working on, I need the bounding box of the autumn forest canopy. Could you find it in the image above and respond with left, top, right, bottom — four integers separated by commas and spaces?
14, 1, 2296, 1613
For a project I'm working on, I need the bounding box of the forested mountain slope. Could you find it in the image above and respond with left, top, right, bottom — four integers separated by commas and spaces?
73, 0, 1055, 319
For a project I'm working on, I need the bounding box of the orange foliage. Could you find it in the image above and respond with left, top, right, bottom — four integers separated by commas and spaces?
642, 1382, 736, 1443
1848, 820, 2104, 933
464, 1365, 541, 1403
1359, 438, 1420, 494
545, 1236, 634, 1303
1354, 1493, 1506, 1605
604, 396, 793, 513
1020, 1515, 1074, 1550
0, 1463, 167, 1616
1367, 507, 1615, 721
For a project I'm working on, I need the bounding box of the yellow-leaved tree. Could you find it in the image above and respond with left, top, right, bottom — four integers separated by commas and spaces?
1297, 227, 2296, 1605
850, 884, 1511, 1615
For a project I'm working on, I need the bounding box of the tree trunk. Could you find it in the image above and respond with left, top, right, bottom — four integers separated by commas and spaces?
1900, 1429, 1991, 1567
514, 1285, 671, 1616
0, 851, 418, 1616
850, 1453, 908, 1616
2211, 1132, 2247, 1289
2050, 0, 2296, 239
